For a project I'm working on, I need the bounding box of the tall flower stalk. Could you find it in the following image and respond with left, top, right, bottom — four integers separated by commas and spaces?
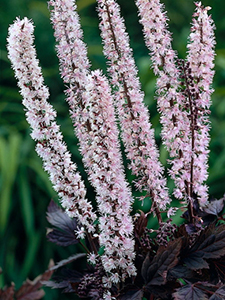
49, 0, 136, 285
136, 0, 215, 210
97, 0, 171, 213
185, 2, 216, 206
7, 17, 97, 234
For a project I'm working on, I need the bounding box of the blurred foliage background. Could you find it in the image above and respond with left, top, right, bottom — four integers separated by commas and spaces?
0, 0, 225, 299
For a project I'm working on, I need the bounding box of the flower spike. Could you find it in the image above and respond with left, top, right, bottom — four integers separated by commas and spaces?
48, 0, 136, 281
97, 0, 171, 211
7, 17, 97, 233
185, 2, 216, 206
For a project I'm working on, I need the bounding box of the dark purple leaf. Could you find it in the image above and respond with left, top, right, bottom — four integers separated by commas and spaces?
46, 200, 79, 246
183, 224, 225, 270
48, 253, 86, 272
60, 268, 83, 280
120, 290, 143, 300
167, 265, 194, 280
46, 228, 78, 246
0, 283, 15, 300
209, 285, 225, 300
185, 223, 199, 235
43, 270, 82, 294
145, 282, 181, 299
183, 253, 209, 270
203, 198, 225, 216
42, 254, 85, 293
213, 257, 225, 282
141, 253, 151, 283
146, 238, 182, 286
173, 282, 208, 300
42, 280, 68, 290
15, 260, 54, 300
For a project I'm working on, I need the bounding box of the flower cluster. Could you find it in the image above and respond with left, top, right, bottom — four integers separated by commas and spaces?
7, 0, 217, 299
136, 0, 215, 207
48, 0, 136, 285
186, 2, 216, 205
97, 0, 171, 211
7, 17, 96, 233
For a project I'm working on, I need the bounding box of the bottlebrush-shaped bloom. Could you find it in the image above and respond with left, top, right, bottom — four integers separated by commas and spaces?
135, 0, 215, 206
135, 0, 191, 203
48, 0, 136, 282
97, 0, 171, 211
7, 17, 97, 233
185, 2, 216, 206
48, 0, 90, 86
82, 70, 136, 282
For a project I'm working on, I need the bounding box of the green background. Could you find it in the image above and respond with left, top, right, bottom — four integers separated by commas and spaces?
0, 0, 225, 299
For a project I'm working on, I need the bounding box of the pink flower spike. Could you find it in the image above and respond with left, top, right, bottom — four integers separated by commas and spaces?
135, 0, 204, 203
186, 2, 216, 206
7, 17, 97, 233
81, 70, 136, 280
49, 0, 136, 280
97, 0, 171, 210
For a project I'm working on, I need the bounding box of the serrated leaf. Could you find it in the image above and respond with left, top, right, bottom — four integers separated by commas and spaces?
48, 253, 86, 272
183, 253, 209, 270
47, 228, 78, 246
146, 238, 182, 286
43, 268, 83, 293
0, 283, 15, 300
43, 257, 85, 294
168, 265, 194, 280
120, 289, 144, 300
46, 200, 78, 231
173, 282, 208, 300
203, 198, 225, 216
141, 253, 151, 283
15, 260, 54, 300
183, 224, 225, 270
46, 200, 79, 246
42, 281, 67, 290
213, 257, 225, 282
209, 285, 225, 300
145, 282, 180, 299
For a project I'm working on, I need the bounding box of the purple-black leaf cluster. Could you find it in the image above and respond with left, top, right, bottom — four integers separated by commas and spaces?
117, 208, 225, 300
0, 261, 54, 300
46, 200, 80, 246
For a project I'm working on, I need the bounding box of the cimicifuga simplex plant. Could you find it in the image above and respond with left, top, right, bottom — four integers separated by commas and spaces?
6, 0, 225, 299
